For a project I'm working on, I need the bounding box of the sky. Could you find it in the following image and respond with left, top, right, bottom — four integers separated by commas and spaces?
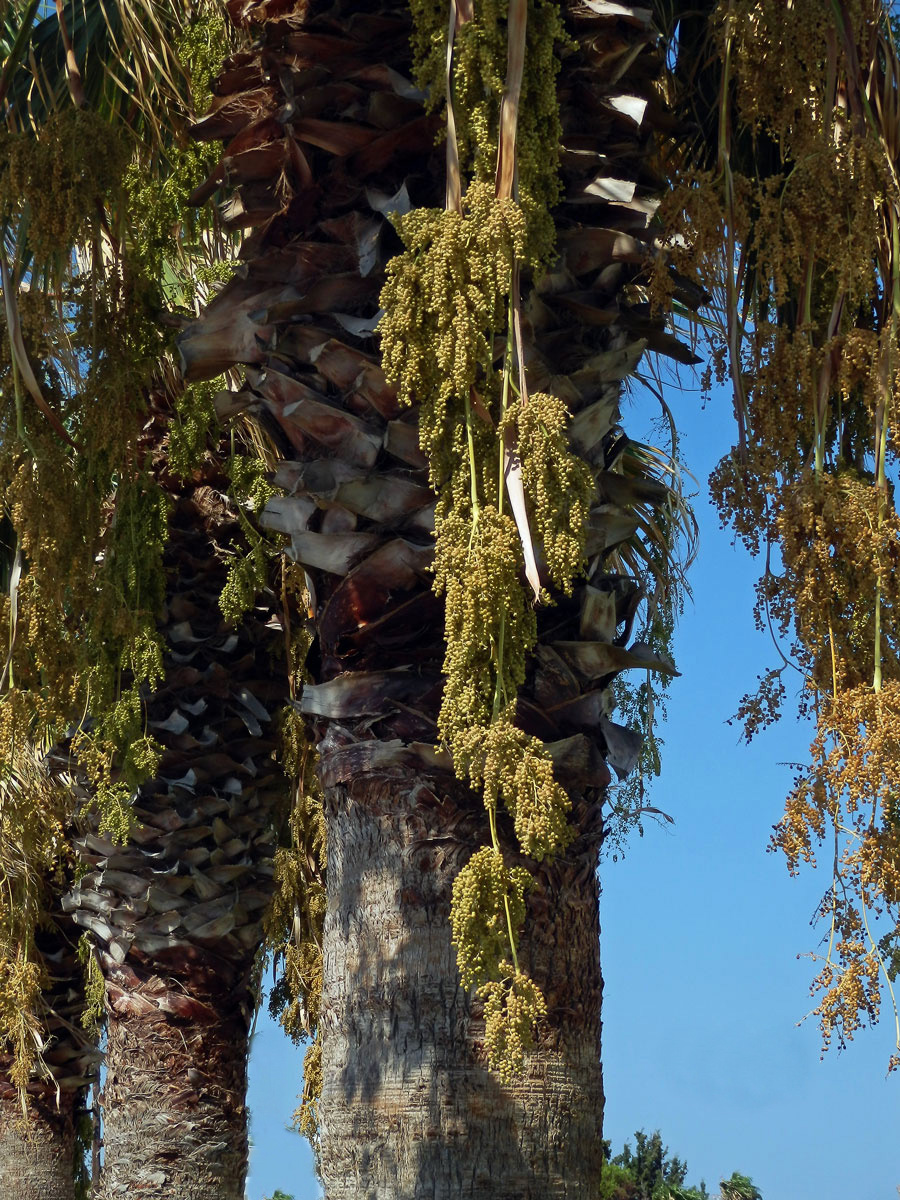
243, 378, 900, 1200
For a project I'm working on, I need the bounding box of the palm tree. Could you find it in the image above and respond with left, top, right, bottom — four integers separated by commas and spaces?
6, 0, 895, 1196
0, 3, 299, 1194
181, 0, 695, 1192
59, 379, 292, 1199
657, 0, 900, 1063
718, 1174, 762, 1200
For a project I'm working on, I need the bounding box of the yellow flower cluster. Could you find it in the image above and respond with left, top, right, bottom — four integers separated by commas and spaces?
407, 0, 565, 265
810, 950, 882, 1053
381, 184, 527, 472
730, 471, 900, 706
0, 9, 249, 1092
379, 0, 591, 1078
436, 506, 535, 736
664, 0, 900, 1061
294, 1038, 323, 1152
0, 955, 44, 1091
509, 393, 594, 592
450, 847, 531, 990
0, 738, 73, 1087
456, 716, 573, 861
264, 644, 327, 1137
480, 970, 548, 1084
76, 935, 105, 1039
1, 109, 127, 258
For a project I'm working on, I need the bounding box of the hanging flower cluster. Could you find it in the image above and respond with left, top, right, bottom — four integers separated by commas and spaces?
379, 0, 590, 1077
662, 0, 900, 1065
0, 4, 242, 1084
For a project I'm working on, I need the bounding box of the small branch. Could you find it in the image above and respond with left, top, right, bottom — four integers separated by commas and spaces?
494, 0, 527, 201
54, 0, 87, 108
444, 0, 470, 213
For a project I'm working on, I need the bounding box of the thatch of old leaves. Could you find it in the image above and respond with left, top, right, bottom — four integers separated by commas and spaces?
182, 0, 698, 1097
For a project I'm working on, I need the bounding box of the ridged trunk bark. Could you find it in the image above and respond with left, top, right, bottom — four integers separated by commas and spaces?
0, 1090, 76, 1200
320, 768, 604, 1198
95, 964, 248, 1200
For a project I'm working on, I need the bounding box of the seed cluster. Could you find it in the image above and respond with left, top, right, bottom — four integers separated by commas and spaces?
0, 741, 73, 1088
264, 609, 327, 1142
509, 393, 595, 591
2, 110, 127, 258
450, 847, 532, 990
664, 0, 900, 1064
379, 0, 586, 1078
0, 10, 248, 1085
480, 970, 547, 1085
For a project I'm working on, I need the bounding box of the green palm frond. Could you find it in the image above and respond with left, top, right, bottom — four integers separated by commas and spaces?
2, 0, 225, 151
613, 434, 698, 608
0, 0, 238, 436
0, 0, 235, 261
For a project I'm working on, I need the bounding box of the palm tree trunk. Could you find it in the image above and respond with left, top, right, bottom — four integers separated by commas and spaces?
182, 0, 686, 1193
0, 1089, 77, 1200
63, 404, 290, 1197
320, 767, 604, 1197
93, 966, 249, 1200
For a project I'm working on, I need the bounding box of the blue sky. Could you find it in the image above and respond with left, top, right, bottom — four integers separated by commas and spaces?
599, 380, 899, 1199
243, 379, 899, 1200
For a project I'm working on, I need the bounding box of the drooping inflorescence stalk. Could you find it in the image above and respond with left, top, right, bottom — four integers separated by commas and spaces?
380, 0, 596, 1079
660, 0, 900, 1065
0, 1, 248, 1090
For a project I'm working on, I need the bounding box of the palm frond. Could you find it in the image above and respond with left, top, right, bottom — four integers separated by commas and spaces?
2, 0, 226, 153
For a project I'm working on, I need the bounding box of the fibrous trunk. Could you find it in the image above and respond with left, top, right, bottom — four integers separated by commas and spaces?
94, 973, 249, 1200
321, 769, 604, 1197
0, 1090, 77, 1200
